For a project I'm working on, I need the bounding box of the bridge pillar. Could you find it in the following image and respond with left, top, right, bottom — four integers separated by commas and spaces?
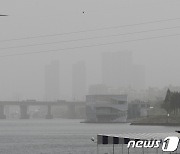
46, 105, 53, 119
0, 104, 6, 119
20, 104, 29, 119
67, 104, 76, 118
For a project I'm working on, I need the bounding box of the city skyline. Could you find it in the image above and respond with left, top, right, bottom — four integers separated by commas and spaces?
0, 0, 180, 100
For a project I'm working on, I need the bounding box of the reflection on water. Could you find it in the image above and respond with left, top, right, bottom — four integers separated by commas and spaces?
0, 119, 179, 154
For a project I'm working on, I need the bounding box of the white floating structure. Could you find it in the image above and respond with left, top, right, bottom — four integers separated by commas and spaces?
95, 132, 180, 154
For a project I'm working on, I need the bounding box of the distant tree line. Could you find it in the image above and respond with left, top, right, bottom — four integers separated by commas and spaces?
162, 89, 180, 115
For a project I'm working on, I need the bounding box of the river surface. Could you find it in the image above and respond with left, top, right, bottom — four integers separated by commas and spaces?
0, 119, 179, 154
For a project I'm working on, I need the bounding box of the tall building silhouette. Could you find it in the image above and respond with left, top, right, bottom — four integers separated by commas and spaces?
45, 60, 60, 101
72, 61, 86, 101
102, 51, 145, 90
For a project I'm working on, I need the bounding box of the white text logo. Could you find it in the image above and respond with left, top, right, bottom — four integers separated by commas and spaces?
127, 136, 179, 152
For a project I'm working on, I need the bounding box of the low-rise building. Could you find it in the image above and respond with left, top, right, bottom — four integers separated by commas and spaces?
86, 95, 128, 122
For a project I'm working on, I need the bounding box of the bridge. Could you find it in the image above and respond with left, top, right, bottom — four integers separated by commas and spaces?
0, 100, 86, 119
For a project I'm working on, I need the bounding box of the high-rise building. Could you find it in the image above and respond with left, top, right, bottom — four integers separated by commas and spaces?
72, 61, 86, 101
102, 51, 145, 90
45, 60, 60, 101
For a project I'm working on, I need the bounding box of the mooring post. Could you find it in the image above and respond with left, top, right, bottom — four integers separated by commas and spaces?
113, 144, 114, 154
97, 142, 99, 154
122, 143, 123, 154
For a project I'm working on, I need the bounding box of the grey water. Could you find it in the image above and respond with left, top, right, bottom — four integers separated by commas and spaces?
0, 119, 179, 154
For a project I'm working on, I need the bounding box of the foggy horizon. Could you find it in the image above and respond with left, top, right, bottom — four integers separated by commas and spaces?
0, 0, 180, 101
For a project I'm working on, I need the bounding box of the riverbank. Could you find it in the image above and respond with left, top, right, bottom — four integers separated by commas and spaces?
131, 122, 180, 126
130, 115, 180, 126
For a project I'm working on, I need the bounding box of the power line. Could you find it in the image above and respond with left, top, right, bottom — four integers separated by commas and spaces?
0, 25, 180, 51
0, 33, 179, 58
0, 17, 180, 43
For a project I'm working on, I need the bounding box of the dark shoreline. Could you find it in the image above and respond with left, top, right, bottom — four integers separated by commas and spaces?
81, 121, 180, 126
130, 123, 180, 126
80, 121, 130, 124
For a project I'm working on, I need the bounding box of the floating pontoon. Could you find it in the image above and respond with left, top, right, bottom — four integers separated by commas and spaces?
96, 132, 180, 154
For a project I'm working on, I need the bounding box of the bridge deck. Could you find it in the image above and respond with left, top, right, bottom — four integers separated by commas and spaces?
0, 101, 85, 106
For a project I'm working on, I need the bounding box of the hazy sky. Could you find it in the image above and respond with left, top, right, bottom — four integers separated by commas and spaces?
0, 0, 180, 100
